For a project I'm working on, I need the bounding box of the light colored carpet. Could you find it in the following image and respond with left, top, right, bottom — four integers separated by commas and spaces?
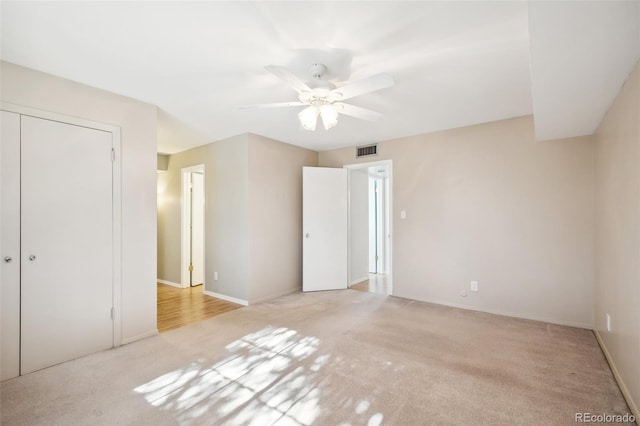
0, 290, 634, 425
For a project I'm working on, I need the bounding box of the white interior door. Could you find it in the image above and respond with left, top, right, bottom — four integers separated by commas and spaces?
1, 111, 21, 380
303, 167, 348, 292
21, 116, 114, 374
191, 172, 205, 286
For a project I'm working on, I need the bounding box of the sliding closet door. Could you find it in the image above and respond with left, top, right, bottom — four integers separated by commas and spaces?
21, 116, 114, 374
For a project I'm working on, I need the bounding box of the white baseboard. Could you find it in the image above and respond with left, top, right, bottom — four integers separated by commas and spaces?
393, 292, 593, 330
121, 329, 158, 345
203, 290, 248, 306
594, 330, 639, 420
157, 279, 184, 289
349, 276, 369, 286
250, 287, 300, 304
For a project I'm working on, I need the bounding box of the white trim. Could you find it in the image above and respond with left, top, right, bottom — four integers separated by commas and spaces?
181, 164, 205, 288
157, 279, 184, 289
346, 169, 352, 285
111, 128, 123, 348
393, 293, 594, 330
203, 290, 248, 306
349, 276, 369, 286
250, 288, 300, 304
343, 159, 394, 170
594, 330, 640, 419
1, 102, 119, 133
2, 102, 124, 349
121, 330, 159, 345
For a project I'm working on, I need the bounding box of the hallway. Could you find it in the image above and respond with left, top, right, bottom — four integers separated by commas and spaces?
157, 283, 242, 333
350, 274, 392, 296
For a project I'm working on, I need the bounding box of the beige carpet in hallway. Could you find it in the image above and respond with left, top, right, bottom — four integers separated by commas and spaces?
0, 290, 633, 425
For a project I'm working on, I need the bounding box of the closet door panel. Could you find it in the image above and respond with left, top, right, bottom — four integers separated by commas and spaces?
1, 111, 21, 381
20, 116, 114, 374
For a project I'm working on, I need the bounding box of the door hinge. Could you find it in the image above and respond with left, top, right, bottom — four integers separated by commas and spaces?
110, 307, 115, 320
188, 264, 194, 272
111, 148, 116, 162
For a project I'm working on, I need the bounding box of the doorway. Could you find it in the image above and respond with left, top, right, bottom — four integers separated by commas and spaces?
181, 165, 205, 288
346, 160, 393, 296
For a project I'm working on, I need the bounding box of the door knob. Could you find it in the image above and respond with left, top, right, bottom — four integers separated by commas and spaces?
4, 256, 12, 263
29, 255, 36, 261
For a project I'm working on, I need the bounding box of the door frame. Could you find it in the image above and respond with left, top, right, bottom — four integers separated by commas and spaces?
344, 159, 393, 291
180, 164, 205, 288
0, 101, 123, 348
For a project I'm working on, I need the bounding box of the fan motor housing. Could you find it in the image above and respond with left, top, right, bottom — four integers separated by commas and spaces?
310, 63, 327, 79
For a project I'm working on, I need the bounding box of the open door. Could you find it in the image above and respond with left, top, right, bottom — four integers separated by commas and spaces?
181, 165, 205, 288
190, 171, 205, 286
302, 167, 348, 292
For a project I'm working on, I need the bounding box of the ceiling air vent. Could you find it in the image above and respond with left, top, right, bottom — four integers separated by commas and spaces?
356, 144, 378, 158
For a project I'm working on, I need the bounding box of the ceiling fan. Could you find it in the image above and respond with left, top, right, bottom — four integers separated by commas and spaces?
242, 63, 395, 131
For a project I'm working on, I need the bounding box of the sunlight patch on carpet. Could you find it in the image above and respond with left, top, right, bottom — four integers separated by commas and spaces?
134, 325, 387, 425
134, 326, 324, 425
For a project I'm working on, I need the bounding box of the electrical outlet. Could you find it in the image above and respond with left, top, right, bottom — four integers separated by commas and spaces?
214, 272, 218, 281
606, 313, 611, 332
470, 281, 479, 292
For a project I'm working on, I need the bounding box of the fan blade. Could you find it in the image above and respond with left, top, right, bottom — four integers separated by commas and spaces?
239, 101, 305, 109
334, 103, 382, 121
330, 73, 394, 101
265, 65, 312, 94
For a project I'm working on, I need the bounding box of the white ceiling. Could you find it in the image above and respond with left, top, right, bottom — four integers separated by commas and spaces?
529, 1, 640, 141
1, 1, 638, 153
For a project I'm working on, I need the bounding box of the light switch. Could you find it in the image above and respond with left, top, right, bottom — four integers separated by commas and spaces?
400, 210, 407, 219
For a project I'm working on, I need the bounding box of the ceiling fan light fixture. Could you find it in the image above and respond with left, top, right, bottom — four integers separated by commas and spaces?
298, 106, 319, 131
319, 105, 338, 130
247, 64, 395, 131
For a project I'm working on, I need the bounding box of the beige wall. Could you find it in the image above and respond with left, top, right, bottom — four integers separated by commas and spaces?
247, 134, 318, 303
156, 154, 177, 287
594, 60, 640, 417
157, 134, 250, 301
206, 136, 250, 300
158, 133, 317, 303
1, 61, 158, 342
320, 115, 594, 328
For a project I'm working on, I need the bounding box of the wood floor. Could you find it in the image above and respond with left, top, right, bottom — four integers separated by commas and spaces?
350, 273, 393, 295
157, 283, 242, 333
